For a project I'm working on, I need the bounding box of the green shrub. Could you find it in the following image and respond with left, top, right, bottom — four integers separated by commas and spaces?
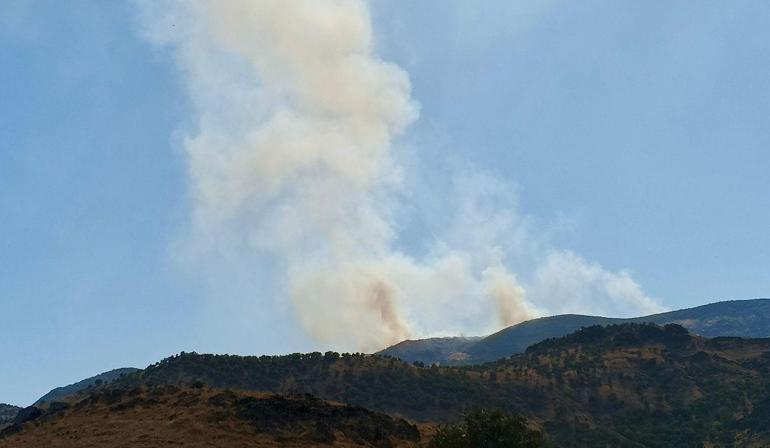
429, 409, 550, 448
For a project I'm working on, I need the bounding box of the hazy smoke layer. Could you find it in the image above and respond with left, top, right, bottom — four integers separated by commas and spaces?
139, 0, 662, 351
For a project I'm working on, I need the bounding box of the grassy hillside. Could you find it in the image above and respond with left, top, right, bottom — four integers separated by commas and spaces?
634, 298, 770, 337
466, 314, 622, 363
1, 386, 421, 447
82, 323, 770, 446
375, 336, 480, 365
9, 322, 770, 446
380, 298, 770, 365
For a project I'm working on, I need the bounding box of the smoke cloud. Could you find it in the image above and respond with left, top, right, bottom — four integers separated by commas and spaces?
138, 0, 662, 352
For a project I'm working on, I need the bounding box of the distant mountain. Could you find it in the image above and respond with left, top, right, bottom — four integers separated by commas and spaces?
0, 404, 20, 430
1, 387, 421, 447
377, 335, 481, 365
34, 323, 770, 446
35, 367, 139, 405
379, 298, 770, 364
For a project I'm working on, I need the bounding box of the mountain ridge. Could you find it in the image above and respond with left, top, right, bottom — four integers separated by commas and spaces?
17, 322, 770, 446
379, 298, 770, 365
0, 404, 20, 431
35, 367, 139, 405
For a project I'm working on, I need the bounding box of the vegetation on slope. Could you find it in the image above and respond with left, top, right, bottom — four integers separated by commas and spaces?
429, 409, 551, 448
0, 404, 20, 431
377, 336, 480, 365
35, 367, 139, 404
1, 385, 421, 447
380, 298, 770, 365
100, 323, 770, 446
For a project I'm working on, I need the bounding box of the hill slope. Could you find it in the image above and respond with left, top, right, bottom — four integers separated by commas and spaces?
380, 298, 770, 364
1, 386, 421, 447
96, 323, 770, 446
0, 404, 20, 430
35, 367, 139, 405
375, 336, 480, 365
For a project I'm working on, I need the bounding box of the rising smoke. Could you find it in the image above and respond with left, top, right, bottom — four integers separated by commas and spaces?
138, 0, 662, 352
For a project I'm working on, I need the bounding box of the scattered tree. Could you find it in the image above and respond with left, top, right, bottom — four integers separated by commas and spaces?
429, 409, 551, 448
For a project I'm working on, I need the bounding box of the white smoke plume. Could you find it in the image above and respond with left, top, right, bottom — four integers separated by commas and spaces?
138, 0, 662, 352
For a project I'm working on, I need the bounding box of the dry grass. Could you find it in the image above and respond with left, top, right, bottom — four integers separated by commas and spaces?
1, 387, 426, 448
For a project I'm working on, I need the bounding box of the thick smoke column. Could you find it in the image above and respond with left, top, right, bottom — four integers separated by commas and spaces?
139, 0, 661, 352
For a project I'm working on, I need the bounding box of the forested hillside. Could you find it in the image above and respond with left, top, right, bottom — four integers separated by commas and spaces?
380, 298, 770, 365
96, 323, 770, 447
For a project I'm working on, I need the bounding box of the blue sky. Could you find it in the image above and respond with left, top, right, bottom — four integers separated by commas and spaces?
1, 1, 768, 406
